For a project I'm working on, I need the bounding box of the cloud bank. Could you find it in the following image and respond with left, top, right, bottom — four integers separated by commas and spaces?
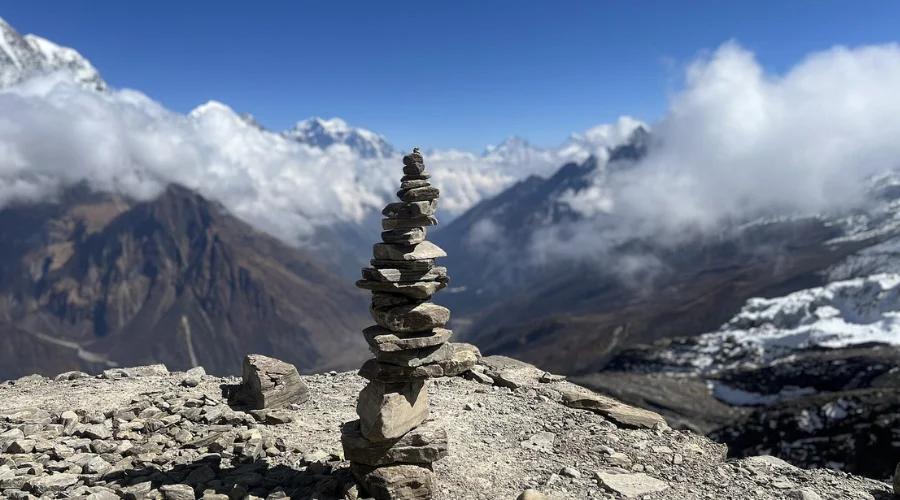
0, 71, 620, 245
540, 41, 900, 259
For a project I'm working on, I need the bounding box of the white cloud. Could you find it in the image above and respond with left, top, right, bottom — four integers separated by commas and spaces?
543, 41, 900, 258
0, 72, 638, 247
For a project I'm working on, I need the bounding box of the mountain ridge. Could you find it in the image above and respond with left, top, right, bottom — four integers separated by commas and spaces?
0, 182, 370, 380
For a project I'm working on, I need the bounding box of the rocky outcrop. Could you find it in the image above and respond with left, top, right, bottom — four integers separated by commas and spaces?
0, 358, 891, 500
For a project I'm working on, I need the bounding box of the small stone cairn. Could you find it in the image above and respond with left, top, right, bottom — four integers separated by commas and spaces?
341, 148, 458, 499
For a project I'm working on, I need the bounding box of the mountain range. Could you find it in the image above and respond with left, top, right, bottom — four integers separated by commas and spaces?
3, 13, 900, 483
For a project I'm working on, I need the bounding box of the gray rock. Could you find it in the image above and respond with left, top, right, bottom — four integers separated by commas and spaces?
369, 302, 450, 332
232, 354, 310, 410
361, 266, 448, 284
560, 390, 667, 429
381, 227, 427, 245
594, 472, 669, 497
372, 241, 446, 262
363, 326, 453, 353
159, 484, 195, 500
397, 187, 440, 203
789, 489, 823, 500
60, 410, 80, 435
351, 462, 434, 500
438, 343, 481, 376
401, 172, 431, 181
6, 439, 35, 453
375, 343, 453, 368
84, 488, 120, 500
517, 490, 548, 500
402, 151, 425, 172
607, 452, 633, 468
356, 279, 446, 299
399, 179, 430, 190
382, 200, 437, 219
14, 374, 46, 385
381, 216, 438, 231
185, 464, 216, 485
341, 419, 448, 466
27, 473, 80, 495
464, 370, 494, 385
560, 466, 581, 478
79, 424, 112, 440
371, 292, 418, 312
54, 371, 91, 382
358, 359, 445, 382
520, 432, 555, 453
356, 379, 429, 442
101, 364, 169, 379
370, 259, 435, 271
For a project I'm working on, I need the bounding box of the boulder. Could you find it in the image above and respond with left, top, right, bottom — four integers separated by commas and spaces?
232, 354, 310, 410
351, 463, 434, 500
357, 380, 429, 442
370, 302, 450, 332
341, 419, 448, 466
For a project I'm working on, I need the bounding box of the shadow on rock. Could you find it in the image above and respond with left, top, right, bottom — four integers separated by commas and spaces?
104, 455, 364, 500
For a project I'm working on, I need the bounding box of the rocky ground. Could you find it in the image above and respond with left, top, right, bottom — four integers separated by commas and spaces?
0, 357, 893, 500
577, 341, 900, 481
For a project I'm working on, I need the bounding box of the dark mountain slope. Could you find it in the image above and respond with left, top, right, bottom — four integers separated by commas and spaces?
0, 184, 369, 379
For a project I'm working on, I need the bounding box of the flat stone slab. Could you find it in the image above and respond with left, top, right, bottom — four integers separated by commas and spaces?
357, 380, 429, 442
363, 326, 453, 353
362, 267, 448, 284
401, 172, 430, 181
358, 344, 479, 381
341, 419, 448, 466
371, 259, 436, 271
356, 280, 446, 300
371, 293, 418, 311
560, 390, 667, 429
381, 227, 427, 245
373, 242, 446, 261
351, 463, 435, 500
381, 216, 438, 231
382, 201, 437, 218
375, 343, 453, 368
370, 302, 450, 332
400, 179, 430, 190
594, 472, 669, 498
397, 186, 440, 202
358, 359, 445, 382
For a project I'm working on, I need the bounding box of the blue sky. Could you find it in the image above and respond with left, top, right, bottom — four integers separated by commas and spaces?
2, 0, 898, 153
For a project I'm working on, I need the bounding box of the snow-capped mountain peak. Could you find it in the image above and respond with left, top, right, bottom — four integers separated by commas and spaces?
0, 16, 107, 92
282, 117, 395, 158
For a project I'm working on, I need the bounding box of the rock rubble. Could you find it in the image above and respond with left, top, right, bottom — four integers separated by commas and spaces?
0, 357, 893, 499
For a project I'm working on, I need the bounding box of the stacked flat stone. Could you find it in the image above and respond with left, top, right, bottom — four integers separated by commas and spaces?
342, 148, 451, 500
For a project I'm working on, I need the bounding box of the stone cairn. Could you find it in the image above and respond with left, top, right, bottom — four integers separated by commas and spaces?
341, 148, 453, 499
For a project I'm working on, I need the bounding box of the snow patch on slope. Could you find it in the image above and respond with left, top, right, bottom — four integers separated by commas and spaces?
653, 273, 900, 373
0, 17, 106, 91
